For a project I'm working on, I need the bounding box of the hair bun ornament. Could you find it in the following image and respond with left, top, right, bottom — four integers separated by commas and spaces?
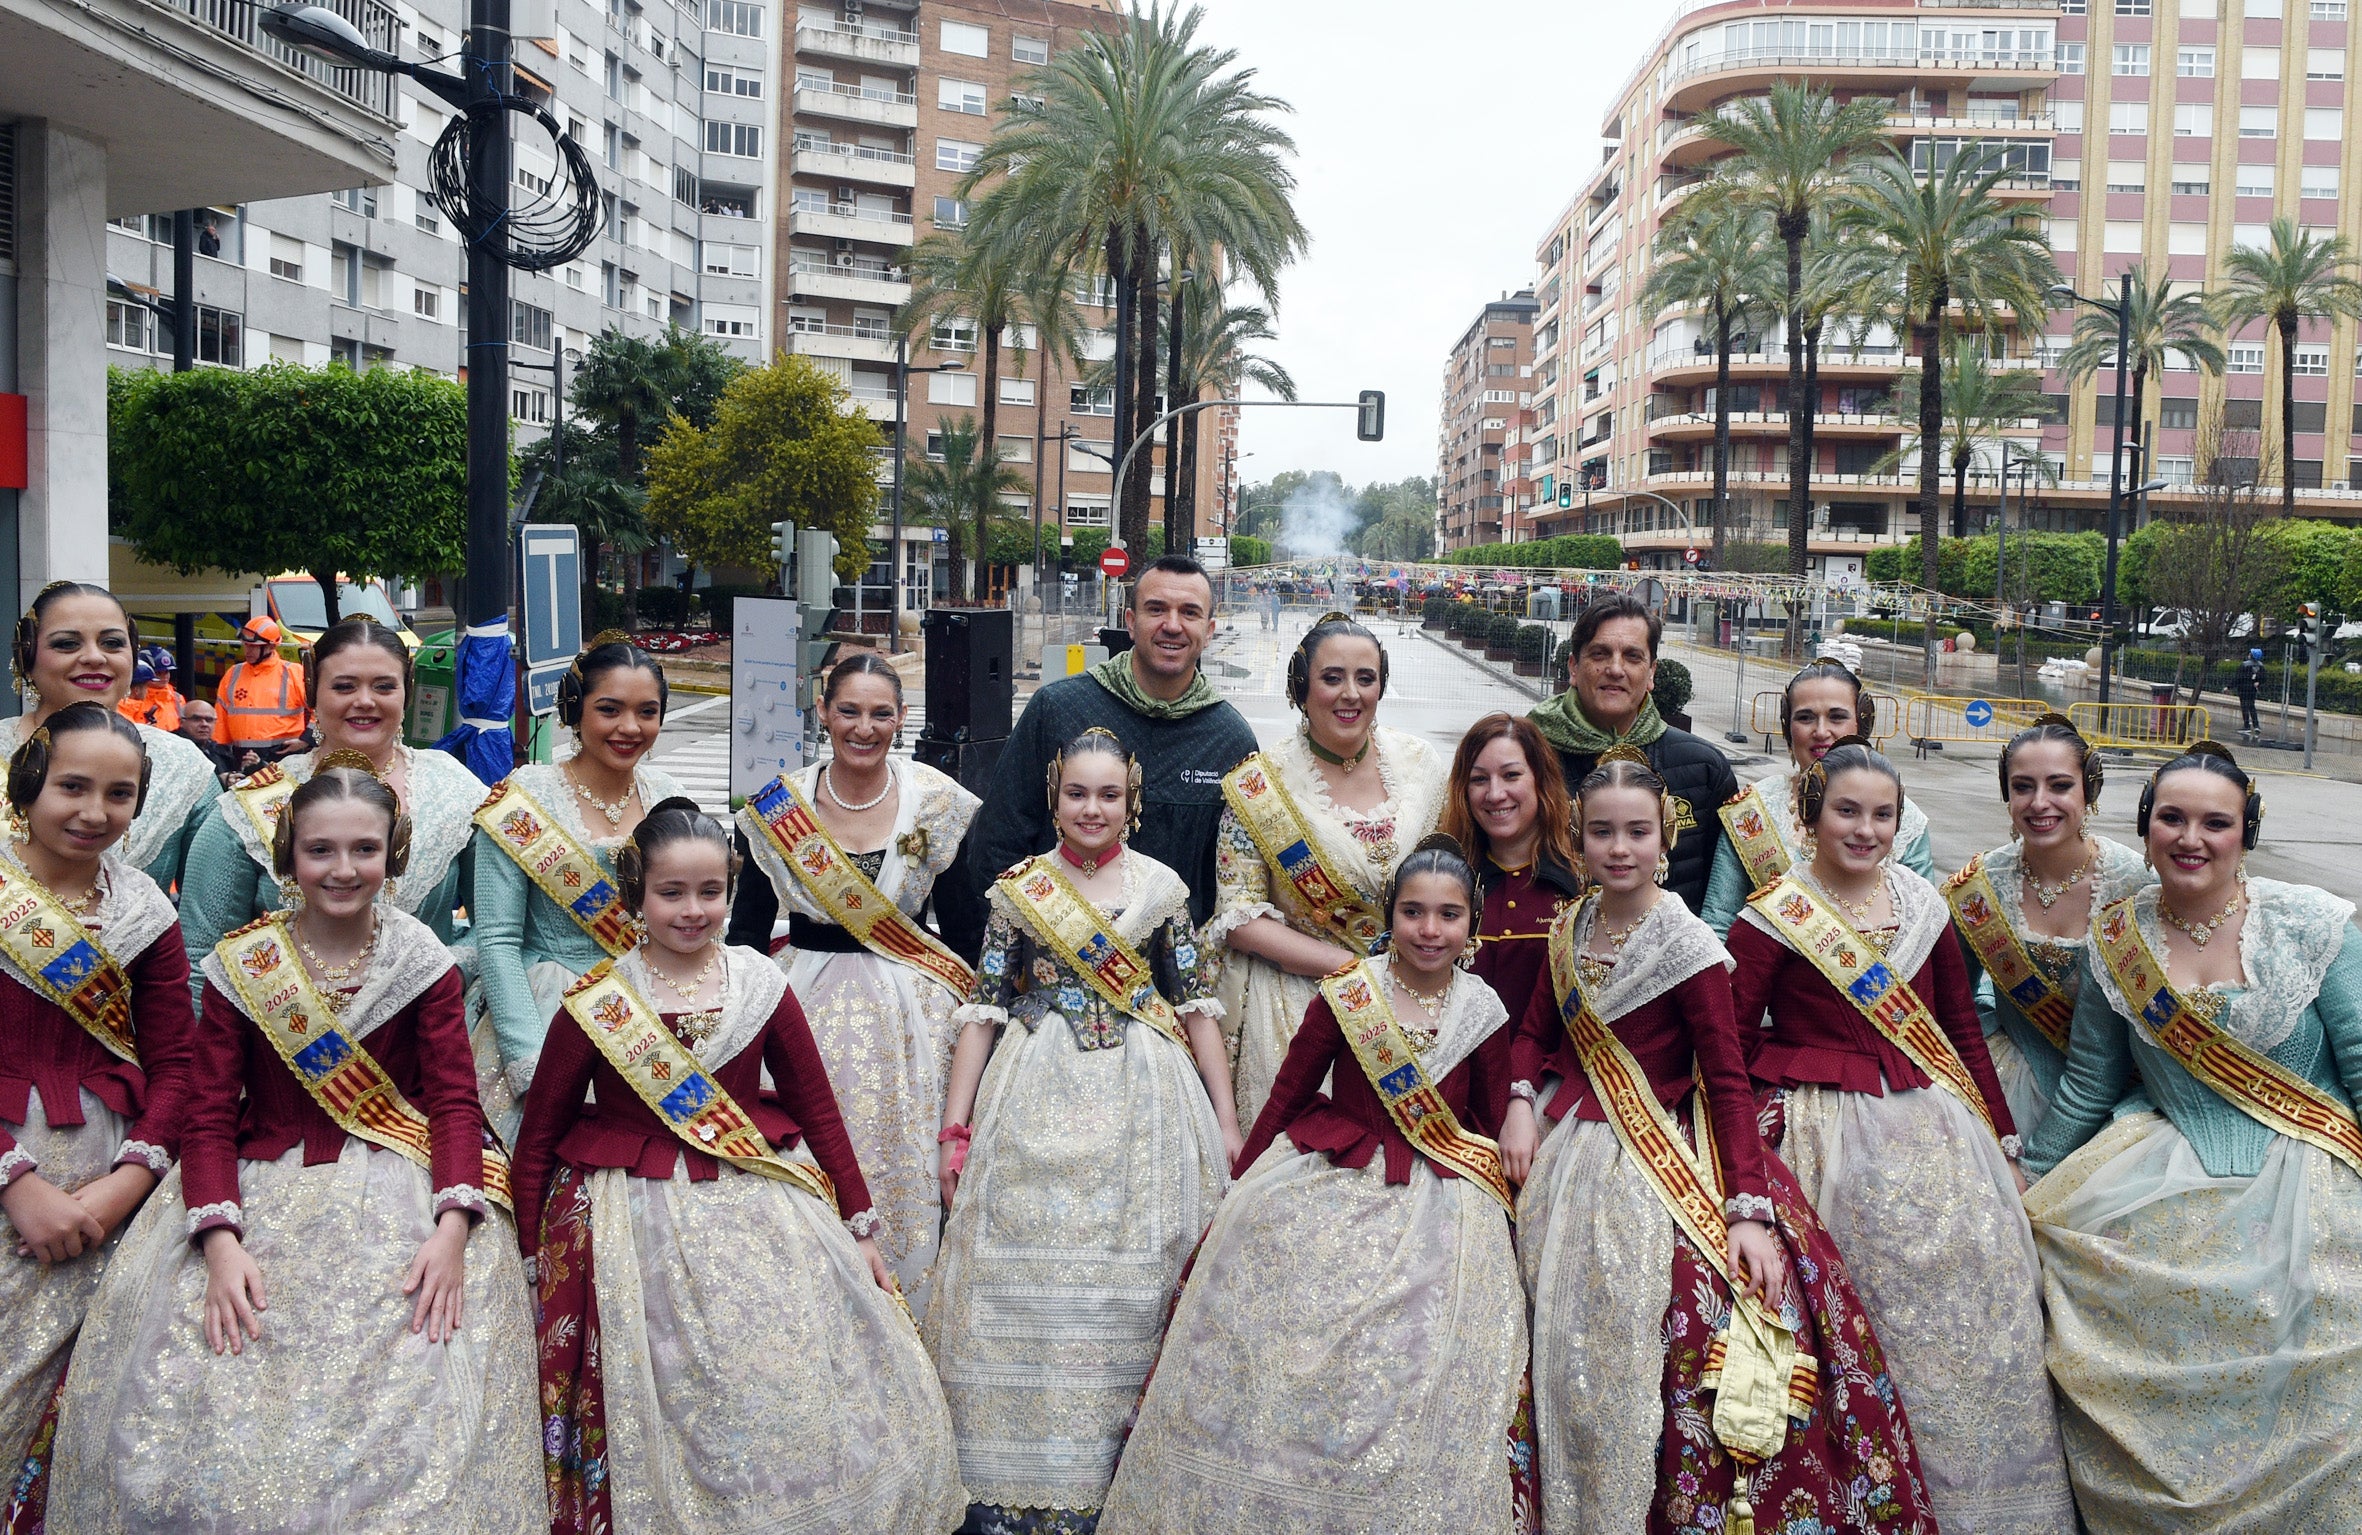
1827, 733, 1874, 752
585, 629, 637, 651
2186, 738, 2241, 766
1312, 610, 1355, 628
313, 748, 384, 779
1596, 743, 1651, 767
2031, 710, 2078, 731
1410, 830, 1470, 862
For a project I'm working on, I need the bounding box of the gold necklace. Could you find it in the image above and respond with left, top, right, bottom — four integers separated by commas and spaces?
294, 913, 378, 991
1827, 877, 1884, 927
644, 941, 723, 1008
2160, 877, 2245, 949
568, 762, 635, 828
2024, 837, 2098, 911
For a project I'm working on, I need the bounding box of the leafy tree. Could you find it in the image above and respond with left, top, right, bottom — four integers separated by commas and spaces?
518, 423, 649, 621
2141, 422, 2289, 700
899, 416, 1029, 592
1641, 198, 1778, 559
2215, 217, 2362, 516
2059, 263, 2224, 516
1879, 339, 2052, 539
1229, 533, 1272, 566
643, 354, 881, 578
110, 363, 466, 623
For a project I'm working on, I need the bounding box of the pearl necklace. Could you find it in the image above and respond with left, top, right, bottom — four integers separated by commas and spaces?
568, 763, 636, 829
823, 763, 893, 813
2161, 876, 2245, 949
2024, 838, 2098, 911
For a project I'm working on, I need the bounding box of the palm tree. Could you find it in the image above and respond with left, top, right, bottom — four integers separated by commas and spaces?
1836, 144, 2055, 683
2214, 217, 2362, 514
1880, 338, 2052, 538
571, 327, 745, 620
1640, 199, 1778, 560
901, 416, 1029, 602
964, 4, 1304, 556
1098, 292, 1297, 543
895, 232, 1085, 600
519, 423, 647, 621
2059, 263, 2224, 515
1704, 81, 1893, 586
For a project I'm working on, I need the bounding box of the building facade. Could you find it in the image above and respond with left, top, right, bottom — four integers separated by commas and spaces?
1435, 288, 1538, 551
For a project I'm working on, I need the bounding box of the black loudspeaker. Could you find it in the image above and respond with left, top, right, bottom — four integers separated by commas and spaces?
914, 733, 1006, 796
921, 608, 1014, 742
1098, 626, 1132, 656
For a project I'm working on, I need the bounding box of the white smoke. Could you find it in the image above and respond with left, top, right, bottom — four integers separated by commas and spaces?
1278, 479, 1358, 558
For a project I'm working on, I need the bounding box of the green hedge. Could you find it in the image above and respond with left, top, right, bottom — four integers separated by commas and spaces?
1445, 534, 1624, 570
1516, 624, 1552, 666
1229, 534, 1272, 567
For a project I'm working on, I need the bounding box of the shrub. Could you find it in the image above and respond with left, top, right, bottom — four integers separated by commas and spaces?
1653, 657, 1694, 716
1230, 534, 1272, 567
636, 584, 696, 626
1515, 624, 1552, 667
699, 583, 769, 630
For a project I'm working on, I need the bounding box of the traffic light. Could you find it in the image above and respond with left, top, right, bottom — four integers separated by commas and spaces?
769, 520, 795, 568
1356, 389, 1386, 442
795, 529, 839, 611
1557, 482, 1574, 509
2300, 601, 2322, 661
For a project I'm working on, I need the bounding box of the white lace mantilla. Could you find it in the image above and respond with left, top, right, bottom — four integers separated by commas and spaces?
614, 942, 788, 1068
1366, 952, 1508, 1084
1977, 835, 2150, 954
1739, 860, 1949, 980
0, 846, 178, 1009
1745, 768, 1931, 868
2089, 877, 2357, 1056
1570, 894, 1732, 1024
201, 906, 454, 1040
217, 746, 486, 918
745, 758, 978, 921
0, 717, 217, 874
510, 758, 686, 854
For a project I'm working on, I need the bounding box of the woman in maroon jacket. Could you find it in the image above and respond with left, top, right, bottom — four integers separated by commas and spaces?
513, 797, 961, 1535
1102, 834, 1525, 1535
1501, 752, 1932, 1534
47, 763, 542, 1534
1440, 711, 1583, 1031
0, 704, 193, 1526
1726, 739, 2073, 1534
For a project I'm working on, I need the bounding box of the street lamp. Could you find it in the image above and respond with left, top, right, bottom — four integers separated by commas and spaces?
887, 336, 966, 653
2050, 274, 2135, 706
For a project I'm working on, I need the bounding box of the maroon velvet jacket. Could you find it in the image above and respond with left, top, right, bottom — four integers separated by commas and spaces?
1235, 981, 1513, 1186
510, 985, 874, 1258
1472, 857, 1582, 1035
1726, 915, 2018, 1142
182, 968, 487, 1237
1509, 957, 1770, 1208
0, 926, 195, 1188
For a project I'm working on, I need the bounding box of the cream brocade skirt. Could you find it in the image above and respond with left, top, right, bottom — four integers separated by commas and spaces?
1218, 950, 1320, 1130
2027, 1112, 2362, 1533
1098, 1139, 1526, 1535
783, 946, 961, 1320
0, 1093, 129, 1464
47, 1143, 544, 1535
584, 1161, 965, 1534
1983, 1024, 2055, 1149
1778, 1082, 2076, 1534
923, 1009, 1227, 1514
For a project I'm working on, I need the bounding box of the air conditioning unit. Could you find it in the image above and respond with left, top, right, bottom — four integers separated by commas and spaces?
844, 0, 863, 13
837, 186, 857, 202
833, 238, 853, 253
835, 250, 855, 268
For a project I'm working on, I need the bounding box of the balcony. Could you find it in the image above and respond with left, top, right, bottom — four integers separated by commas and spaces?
786, 200, 916, 247
793, 79, 918, 130
794, 19, 920, 70
791, 136, 917, 190
784, 319, 898, 366
786, 258, 912, 305
1647, 409, 1910, 441
177, 0, 400, 118
1661, 44, 2056, 114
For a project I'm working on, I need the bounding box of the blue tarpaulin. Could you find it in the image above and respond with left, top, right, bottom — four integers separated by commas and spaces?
434, 620, 516, 784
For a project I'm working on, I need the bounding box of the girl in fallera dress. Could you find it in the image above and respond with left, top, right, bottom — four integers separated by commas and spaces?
1501, 753, 1934, 1535
928, 729, 1235, 1534
0, 706, 194, 1529
1101, 835, 1525, 1535
1727, 739, 2075, 1533
1209, 614, 1448, 1125
49, 766, 542, 1534
1945, 714, 2148, 1141
471, 634, 681, 1139
1440, 711, 1584, 1024
729, 653, 981, 1317
514, 797, 963, 1535
2025, 743, 2362, 1530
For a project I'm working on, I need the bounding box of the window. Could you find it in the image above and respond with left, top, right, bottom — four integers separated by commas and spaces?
2308, 109, 2344, 139
2115, 0, 2149, 12
1000, 377, 1036, 405
2107, 159, 2148, 191
1065, 499, 1111, 527
2306, 166, 2342, 199
2240, 106, 2278, 137
2110, 101, 2148, 134
933, 195, 969, 228
2312, 49, 2346, 80
268, 233, 304, 283
2244, 48, 2281, 80
1009, 92, 1045, 112
2058, 100, 2086, 132
512, 301, 553, 351
2174, 102, 2213, 136
331, 185, 376, 217
1012, 34, 1047, 63
2161, 397, 2201, 429
704, 64, 762, 96
998, 434, 1034, 464
602, 262, 620, 307
936, 138, 981, 172
928, 371, 978, 406
2061, 0, 2085, 11
2178, 46, 2215, 76
2237, 163, 2275, 197
1070, 384, 1115, 415
510, 388, 550, 424
413, 285, 440, 319
2105, 220, 2143, 251
703, 241, 758, 276
674, 166, 698, 207
104, 300, 152, 351
2295, 344, 2331, 375
703, 305, 758, 338
2228, 343, 2265, 373
604, 51, 620, 98
197, 306, 242, 367
2251, 0, 2284, 14
704, 121, 761, 157
2114, 43, 2151, 74
937, 78, 986, 114
930, 317, 978, 352
940, 19, 987, 55
2171, 163, 2211, 193
2316, 0, 2349, 15
2053, 157, 2083, 189
2061, 42, 2086, 73
706, 0, 761, 35
2170, 222, 2209, 253
2157, 456, 2195, 484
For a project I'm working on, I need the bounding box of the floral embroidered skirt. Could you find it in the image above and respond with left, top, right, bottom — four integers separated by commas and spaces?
1515, 1108, 1936, 1534
535, 1157, 964, 1535
46, 1144, 544, 1534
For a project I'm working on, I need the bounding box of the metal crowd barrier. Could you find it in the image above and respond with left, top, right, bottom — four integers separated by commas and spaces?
1900, 694, 2051, 757
2069, 700, 2215, 752
1748, 690, 1904, 747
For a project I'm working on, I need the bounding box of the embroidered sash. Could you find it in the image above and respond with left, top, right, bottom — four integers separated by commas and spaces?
1750, 875, 2000, 1140
2095, 898, 2362, 1178
560, 961, 839, 1208
1318, 960, 1516, 1212
1719, 782, 1792, 893
1945, 855, 2075, 1052
747, 774, 975, 996
216, 916, 512, 1210
473, 777, 636, 955
230, 763, 298, 862
1549, 903, 1816, 1453
1221, 754, 1385, 952
0, 865, 136, 1063
994, 856, 1188, 1049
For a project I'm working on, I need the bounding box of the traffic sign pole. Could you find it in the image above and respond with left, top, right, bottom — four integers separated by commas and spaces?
1099, 547, 1131, 581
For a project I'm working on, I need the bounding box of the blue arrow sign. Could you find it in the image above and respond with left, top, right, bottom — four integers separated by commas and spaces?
1965, 698, 1994, 728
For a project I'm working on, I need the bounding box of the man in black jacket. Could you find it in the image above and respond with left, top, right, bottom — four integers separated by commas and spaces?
1527, 593, 1738, 915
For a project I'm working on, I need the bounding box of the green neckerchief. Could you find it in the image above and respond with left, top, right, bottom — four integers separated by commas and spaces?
1087, 652, 1222, 719
1528, 688, 1669, 756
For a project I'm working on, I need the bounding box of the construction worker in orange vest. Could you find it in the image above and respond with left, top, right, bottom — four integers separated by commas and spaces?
214, 617, 309, 767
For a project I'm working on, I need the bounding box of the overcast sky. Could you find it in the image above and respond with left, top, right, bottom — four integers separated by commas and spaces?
1180, 0, 1677, 494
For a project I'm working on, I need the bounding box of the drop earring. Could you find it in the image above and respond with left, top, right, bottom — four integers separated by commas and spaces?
1654, 854, 1670, 886
277, 875, 304, 911
1457, 936, 1480, 970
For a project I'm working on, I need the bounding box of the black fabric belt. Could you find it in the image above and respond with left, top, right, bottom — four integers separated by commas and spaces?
787, 913, 866, 953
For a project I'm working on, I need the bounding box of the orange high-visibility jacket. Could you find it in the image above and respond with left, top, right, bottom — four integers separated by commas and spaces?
118, 684, 184, 733
214, 657, 307, 746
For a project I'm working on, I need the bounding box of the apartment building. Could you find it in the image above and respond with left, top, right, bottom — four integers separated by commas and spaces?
1436, 289, 1538, 551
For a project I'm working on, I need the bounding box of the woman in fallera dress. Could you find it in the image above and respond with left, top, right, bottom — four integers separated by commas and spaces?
1101, 834, 1525, 1535
470, 634, 680, 1139
49, 766, 542, 1534
1501, 753, 1934, 1535
927, 729, 1235, 1534
1209, 614, 1448, 1125
1726, 739, 2075, 1533
2025, 743, 2362, 1530
729, 653, 980, 1316
0, 706, 194, 1529
1441, 712, 1583, 1026
515, 796, 963, 1535
1944, 714, 2148, 1140
1702, 662, 1936, 936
